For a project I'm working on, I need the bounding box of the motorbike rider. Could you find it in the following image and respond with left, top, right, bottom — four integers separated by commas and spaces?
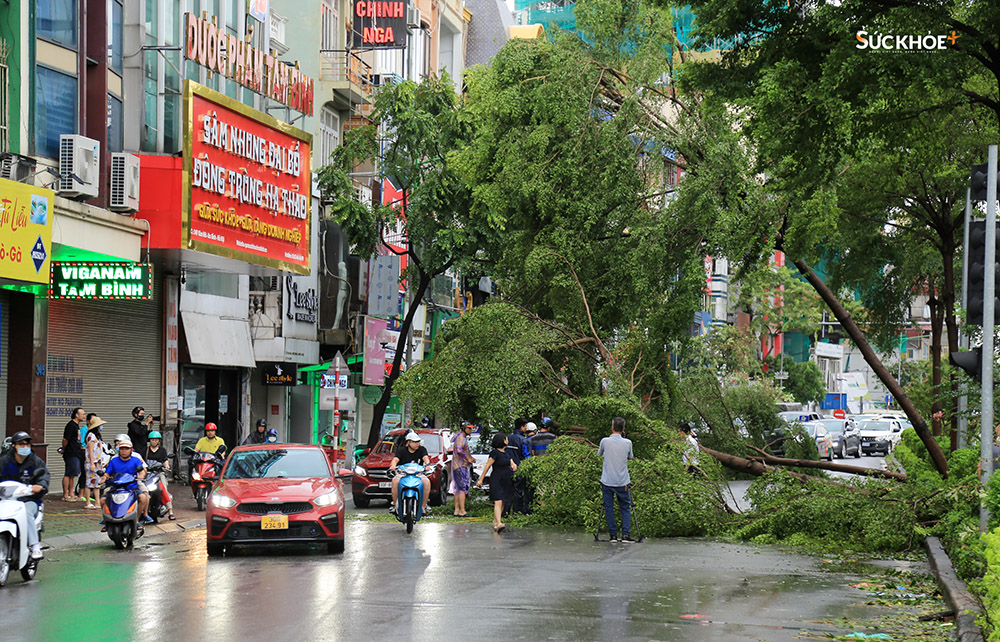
144, 431, 175, 521
388, 431, 431, 516
266, 428, 279, 443
0, 432, 49, 560
243, 419, 268, 445
100, 437, 150, 523
127, 406, 154, 459
190, 423, 226, 481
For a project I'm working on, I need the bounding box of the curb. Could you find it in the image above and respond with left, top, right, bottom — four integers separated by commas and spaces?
41, 518, 205, 551
924, 536, 986, 642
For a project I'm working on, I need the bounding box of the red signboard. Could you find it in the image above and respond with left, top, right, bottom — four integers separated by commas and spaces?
833, 409, 846, 419
184, 81, 312, 274
352, 0, 409, 49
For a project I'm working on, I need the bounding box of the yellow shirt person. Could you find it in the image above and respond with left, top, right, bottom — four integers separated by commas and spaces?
195, 423, 226, 454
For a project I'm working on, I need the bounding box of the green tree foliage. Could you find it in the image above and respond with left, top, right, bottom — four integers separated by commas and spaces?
764, 357, 826, 405
317, 76, 504, 445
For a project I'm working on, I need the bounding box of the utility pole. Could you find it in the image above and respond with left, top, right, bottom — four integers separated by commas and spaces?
982, 145, 998, 533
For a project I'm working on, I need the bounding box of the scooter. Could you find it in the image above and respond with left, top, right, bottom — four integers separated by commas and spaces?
184, 446, 226, 511
102, 473, 143, 550
393, 463, 427, 534
0, 481, 42, 586
146, 462, 170, 522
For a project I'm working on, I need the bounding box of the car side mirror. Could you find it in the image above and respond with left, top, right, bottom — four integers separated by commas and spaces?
335, 468, 353, 480
362, 447, 371, 457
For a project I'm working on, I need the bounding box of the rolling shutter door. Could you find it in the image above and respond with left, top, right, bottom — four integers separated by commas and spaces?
44, 276, 163, 478
0, 290, 8, 437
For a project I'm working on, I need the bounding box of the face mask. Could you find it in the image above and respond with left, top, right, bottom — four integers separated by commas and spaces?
267, 436, 277, 443
16, 446, 31, 457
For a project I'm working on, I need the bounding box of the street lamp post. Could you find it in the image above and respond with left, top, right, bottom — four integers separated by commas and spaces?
982, 144, 998, 532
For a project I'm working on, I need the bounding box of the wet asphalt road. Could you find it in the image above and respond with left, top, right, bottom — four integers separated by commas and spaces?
4, 519, 901, 642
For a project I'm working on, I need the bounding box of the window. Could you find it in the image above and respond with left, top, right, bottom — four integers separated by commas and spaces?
319, 107, 340, 167
141, 45, 158, 152
108, 0, 124, 73
321, 0, 338, 50
35, 67, 77, 159
184, 272, 239, 299
107, 95, 123, 152
38, 0, 78, 49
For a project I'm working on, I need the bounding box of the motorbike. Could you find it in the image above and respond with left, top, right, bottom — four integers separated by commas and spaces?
393, 463, 427, 534
146, 462, 170, 522
102, 473, 143, 550
184, 446, 226, 511
0, 481, 42, 586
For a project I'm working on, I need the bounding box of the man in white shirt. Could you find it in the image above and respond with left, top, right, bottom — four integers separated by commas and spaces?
680, 422, 703, 475
597, 417, 634, 543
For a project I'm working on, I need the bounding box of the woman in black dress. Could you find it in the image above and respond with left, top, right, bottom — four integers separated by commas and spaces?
475, 433, 518, 532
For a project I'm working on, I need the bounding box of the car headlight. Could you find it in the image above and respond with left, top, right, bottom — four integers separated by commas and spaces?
210, 493, 237, 509
314, 489, 342, 507
354, 465, 366, 477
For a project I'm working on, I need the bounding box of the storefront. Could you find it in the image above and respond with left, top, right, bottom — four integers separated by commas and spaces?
136, 79, 313, 449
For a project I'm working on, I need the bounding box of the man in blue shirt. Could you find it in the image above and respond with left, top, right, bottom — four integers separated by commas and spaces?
597, 416, 634, 543
99, 437, 149, 521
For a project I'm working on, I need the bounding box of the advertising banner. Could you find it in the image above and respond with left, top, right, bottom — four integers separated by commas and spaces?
368, 255, 400, 317
0, 178, 54, 284
351, 0, 409, 49
363, 317, 387, 386
183, 81, 312, 274
49, 262, 152, 299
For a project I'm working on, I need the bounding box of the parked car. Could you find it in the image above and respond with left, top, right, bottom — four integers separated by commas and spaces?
805, 422, 834, 461
205, 443, 347, 556
816, 418, 861, 459
858, 419, 902, 456
352, 429, 451, 508
767, 411, 821, 457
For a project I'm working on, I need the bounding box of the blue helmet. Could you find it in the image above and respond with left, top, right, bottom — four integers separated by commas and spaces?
541, 416, 554, 429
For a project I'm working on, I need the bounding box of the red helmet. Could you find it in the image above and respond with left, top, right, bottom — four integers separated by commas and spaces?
204, 422, 218, 432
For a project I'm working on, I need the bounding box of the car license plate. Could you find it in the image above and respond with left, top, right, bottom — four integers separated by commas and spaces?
261, 514, 288, 530
378, 481, 391, 489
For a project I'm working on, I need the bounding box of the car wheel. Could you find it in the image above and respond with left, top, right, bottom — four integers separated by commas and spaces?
430, 472, 447, 507
327, 540, 345, 554
854, 445, 861, 458
352, 493, 370, 508
207, 543, 224, 557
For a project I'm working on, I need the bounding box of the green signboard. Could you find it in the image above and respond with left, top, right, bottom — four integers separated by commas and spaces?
49, 262, 153, 300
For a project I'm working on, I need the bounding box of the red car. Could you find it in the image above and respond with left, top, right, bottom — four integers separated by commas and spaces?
206, 443, 346, 556
351, 429, 451, 508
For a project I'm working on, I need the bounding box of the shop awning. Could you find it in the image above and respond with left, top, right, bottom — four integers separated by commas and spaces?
182, 311, 256, 368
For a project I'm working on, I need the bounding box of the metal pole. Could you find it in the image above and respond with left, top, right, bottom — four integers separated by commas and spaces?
981, 144, 998, 533
959, 188, 972, 449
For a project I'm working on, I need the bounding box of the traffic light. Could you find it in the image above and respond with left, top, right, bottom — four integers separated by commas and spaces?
970, 164, 1000, 202
966, 221, 1000, 326
950, 346, 983, 382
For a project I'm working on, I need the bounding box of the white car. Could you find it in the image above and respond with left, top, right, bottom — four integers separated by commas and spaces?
857, 419, 903, 455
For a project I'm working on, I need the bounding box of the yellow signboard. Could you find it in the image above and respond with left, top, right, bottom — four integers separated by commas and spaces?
0, 178, 54, 284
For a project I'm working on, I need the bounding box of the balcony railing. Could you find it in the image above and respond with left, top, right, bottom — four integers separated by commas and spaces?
320, 50, 375, 96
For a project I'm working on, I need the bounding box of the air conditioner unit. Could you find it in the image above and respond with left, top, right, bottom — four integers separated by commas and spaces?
109, 152, 141, 212
407, 6, 422, 30
58, 134, 100, 199
0, 153, 37, 182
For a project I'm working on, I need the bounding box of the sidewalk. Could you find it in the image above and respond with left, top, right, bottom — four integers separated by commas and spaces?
39, 488, 206, 550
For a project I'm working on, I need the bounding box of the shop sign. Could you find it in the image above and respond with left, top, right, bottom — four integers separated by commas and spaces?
285, 275, 318, 324
0, 178, 53, 284
185, 12, 314, 115
352, 0, 409, 49
49, 262, 152, 300
321, 373, 349, 389
184, 81, 312, 274
261, 362, 298, 386
363, 317, 387, 385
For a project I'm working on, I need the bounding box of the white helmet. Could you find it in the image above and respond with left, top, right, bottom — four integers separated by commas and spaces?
525, 422, 537, 433
404, 430, 422, 443
115, 433, 129, 443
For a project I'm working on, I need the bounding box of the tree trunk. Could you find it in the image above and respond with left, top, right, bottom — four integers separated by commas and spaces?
942, 238, 961, 451
929, 294, 943, 436
792, 258, 949, 478
745, 446, 907, 481
366, 270, 433, 448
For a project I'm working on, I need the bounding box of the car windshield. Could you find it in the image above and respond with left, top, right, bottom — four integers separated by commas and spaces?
778, 412, 812, 424
373, 434, 442, 455
804, 424, 825, 438
860, 421, 893, 432
223, 449, 330, 479
816, 419, 844, 433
